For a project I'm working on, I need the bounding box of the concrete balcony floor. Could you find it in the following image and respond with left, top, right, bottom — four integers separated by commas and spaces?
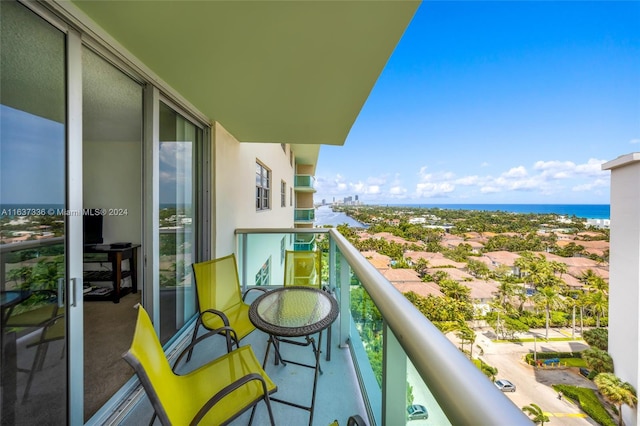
120, 316, 367, 426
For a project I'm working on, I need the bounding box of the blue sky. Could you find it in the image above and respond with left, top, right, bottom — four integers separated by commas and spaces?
315, 1, 640, 205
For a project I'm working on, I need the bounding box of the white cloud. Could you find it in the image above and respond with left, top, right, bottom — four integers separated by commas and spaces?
630, 138, 640, 145
572, 178, 609, 192
315, 157, 610, 203
416, 181, 455, 197
389, 186, 407, 196
455, 175, 480, 185
503, 166, 528, 178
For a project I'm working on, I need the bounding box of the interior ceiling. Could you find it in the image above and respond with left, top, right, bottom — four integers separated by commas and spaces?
71, 0, 420, 164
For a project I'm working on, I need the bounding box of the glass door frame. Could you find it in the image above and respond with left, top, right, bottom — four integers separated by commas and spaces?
67, 27, 85, 426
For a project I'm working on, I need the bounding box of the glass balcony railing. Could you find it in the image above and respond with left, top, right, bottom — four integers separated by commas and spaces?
235, 228, 532, 425
294, 208, 315, 223
294, 174, 316, 191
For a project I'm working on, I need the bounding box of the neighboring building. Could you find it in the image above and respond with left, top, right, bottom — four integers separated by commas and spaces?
603, 152, 640, 426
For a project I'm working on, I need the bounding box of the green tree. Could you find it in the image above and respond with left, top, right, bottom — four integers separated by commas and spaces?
586, 291, 609, 328
594, 373, 637, 426
467, 258, 491, 280
522, 403, 550, 425
583, 328, 608, 351
533, 286, 565, 340
582, 348, 614, 374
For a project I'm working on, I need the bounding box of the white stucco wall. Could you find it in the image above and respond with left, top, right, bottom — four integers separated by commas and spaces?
213, 122, 295, 257
83, 140, 143, 245
603, 152, 640, 426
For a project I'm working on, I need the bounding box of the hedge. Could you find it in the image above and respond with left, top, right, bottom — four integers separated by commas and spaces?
525, 351, 583, 365
553, 384, 615, 426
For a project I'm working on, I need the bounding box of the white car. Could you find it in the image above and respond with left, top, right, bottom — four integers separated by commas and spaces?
495, 379, 516, 392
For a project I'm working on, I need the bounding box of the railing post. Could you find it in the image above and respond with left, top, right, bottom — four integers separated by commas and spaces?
339, 250, 351, 348
240, 233, 248, 292
383, 322, 407, 425
329, 237, 336, 292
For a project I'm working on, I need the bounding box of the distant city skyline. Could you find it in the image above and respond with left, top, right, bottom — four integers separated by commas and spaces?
314, 1, 640, 205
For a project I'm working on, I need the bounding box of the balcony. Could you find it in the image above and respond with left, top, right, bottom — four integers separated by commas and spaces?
117, 228, 531, 425
294, 233, 316, 251
294, 208, 316, 224
294, 175, 316, 192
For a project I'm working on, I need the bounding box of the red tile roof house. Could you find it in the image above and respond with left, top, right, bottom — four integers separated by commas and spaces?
475, 251, 522, 275
403, 251, 467, 269
393, 281, 443, 298
360, 250, 392, 271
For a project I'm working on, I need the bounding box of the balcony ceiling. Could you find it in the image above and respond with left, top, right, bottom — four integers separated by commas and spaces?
71, 0, 419, 155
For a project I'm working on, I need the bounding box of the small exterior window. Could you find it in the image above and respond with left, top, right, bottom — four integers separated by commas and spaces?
281, 143, 286, 152
256, 161, 271, 211
290, 187, 293, 206
281, 181, 286, 207
255, 257, 271, 286
290, 149, 294, 167
281, 237, 286, 264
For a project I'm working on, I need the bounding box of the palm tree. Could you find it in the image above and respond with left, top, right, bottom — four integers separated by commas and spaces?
586, 291, 609, 327
495, 279, 517, 311
522, 403, 550, 425
594, 373, 637, 426
533, 286, 565, 340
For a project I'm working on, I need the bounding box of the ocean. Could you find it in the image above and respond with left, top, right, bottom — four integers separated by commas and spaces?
314, 203, 610, 227
389, 204, 610, 220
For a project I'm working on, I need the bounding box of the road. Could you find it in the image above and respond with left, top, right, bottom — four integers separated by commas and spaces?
404, 327, 604, 425
475, 328, 599, 426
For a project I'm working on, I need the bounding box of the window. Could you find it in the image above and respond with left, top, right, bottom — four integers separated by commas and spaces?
290, 149, 294, 167
256, 162, 270, 210
281, 237, 286, 264
281, 143, 286, 152
255, 257, 271, 286
281, 180, 286, 207
290, 187, 293, 206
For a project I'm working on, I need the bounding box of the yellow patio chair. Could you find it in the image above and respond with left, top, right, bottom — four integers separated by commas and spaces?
187, 253, 266, 361
123, 306, 277, 426
282, 249, 333, 362
284, 250, 321, 288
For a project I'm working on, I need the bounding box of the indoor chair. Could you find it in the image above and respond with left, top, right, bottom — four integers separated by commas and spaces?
187, 253, 266, 361
123, 305, 277, 426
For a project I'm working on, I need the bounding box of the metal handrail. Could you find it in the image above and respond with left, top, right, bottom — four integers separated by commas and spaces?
328, 228, 532, 426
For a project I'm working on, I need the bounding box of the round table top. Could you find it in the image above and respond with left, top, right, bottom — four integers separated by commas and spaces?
249, 287, 339, 337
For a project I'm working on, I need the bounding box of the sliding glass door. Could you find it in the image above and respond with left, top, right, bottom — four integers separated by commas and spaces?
0, 2, 69, 423
158, 102, 203, 343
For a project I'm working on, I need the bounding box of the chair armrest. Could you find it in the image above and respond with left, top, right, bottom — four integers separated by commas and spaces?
200, 308, 231, 327
242, 286, 268, 301
172, 326, 240, 372
190, 372, 271, 426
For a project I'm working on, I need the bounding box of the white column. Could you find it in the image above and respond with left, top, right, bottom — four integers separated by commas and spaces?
603, 152, 640, 426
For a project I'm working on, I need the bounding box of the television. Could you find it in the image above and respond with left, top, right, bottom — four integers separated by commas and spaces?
83, 210, 104, 245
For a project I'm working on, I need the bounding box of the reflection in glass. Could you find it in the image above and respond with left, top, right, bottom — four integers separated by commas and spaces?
158, 102, 200, 343
1, 1, 66, 423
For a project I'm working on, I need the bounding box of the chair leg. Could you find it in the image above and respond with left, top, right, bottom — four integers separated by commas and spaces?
186, 318, 202, 362
22, 342, 48, 402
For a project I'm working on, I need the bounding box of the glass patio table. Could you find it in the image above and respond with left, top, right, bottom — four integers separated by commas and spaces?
249, 286, 339, 426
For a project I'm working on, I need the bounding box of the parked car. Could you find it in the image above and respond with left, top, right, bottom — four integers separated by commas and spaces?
495, 379, 516, 392
579, 367, 591, 378
407, 404, 429, 420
